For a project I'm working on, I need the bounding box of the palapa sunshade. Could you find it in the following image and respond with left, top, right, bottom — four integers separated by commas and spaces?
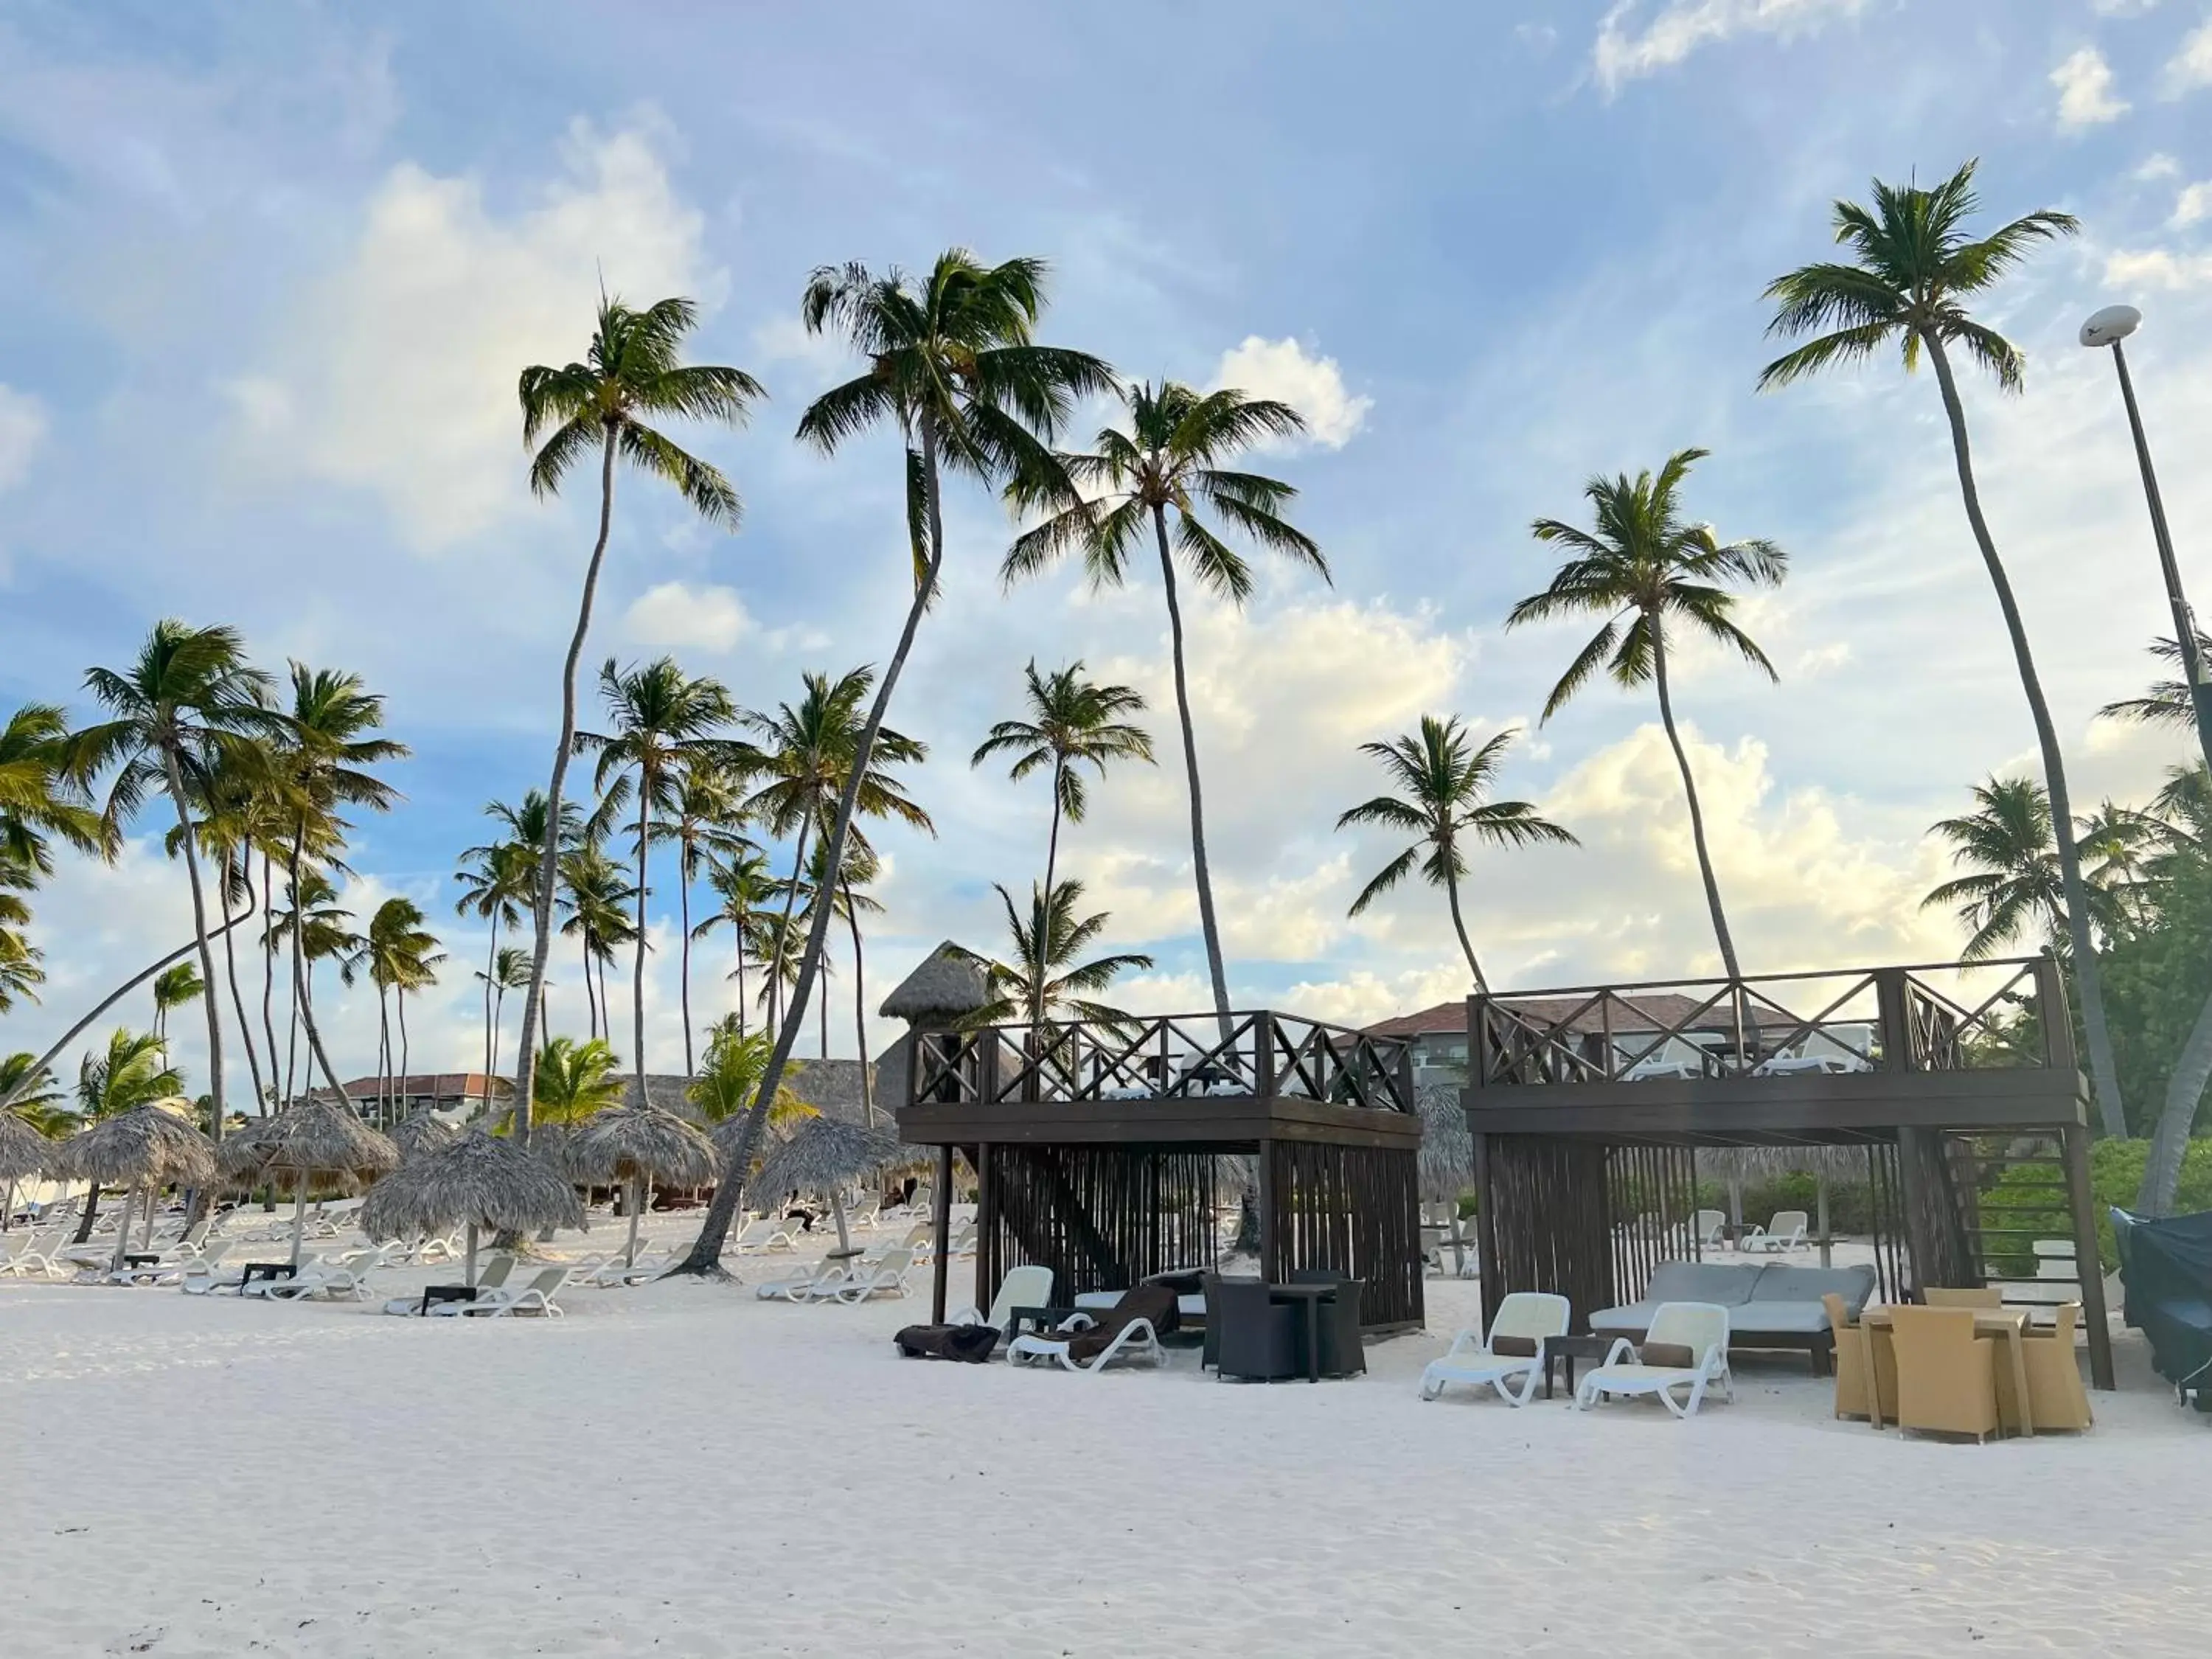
57, 1099, 217, 1273
217, 1097, 398, 1267
1416, 1085, 1474, 1274
1, 1111, 50, 1234
361, 1129, 585, 1285
563, 1105, 719, 1269
877, 940, 991, 1023
748, 1116, 904, 1255
390, 1111, 459, 1162
1700, 1144, 1868, 1265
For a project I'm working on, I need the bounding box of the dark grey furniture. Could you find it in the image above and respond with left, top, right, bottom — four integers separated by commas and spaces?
1590, 1261, 1878, 1373
1209, 1276, 1298, 1382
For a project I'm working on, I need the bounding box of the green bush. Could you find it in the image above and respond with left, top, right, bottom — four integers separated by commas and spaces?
1695, 1171, 1875, 1237
1983, 1138, 2212, 1276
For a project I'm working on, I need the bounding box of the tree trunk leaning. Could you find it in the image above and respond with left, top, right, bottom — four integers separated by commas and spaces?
164, 745, 227, 1141
1152, 506, 1234, 1034
1649, 624, 1742, 981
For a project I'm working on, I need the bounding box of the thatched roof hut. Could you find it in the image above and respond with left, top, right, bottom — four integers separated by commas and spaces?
879, 941, 990, 1023
361, 1129, 585, 1284
217, 1098, 399, 1265
0, 1110, 49, 1184
751, 1116, 905, 1253
391, 1111, 459, 1162
1416, 1085, 1472, 1201
563, 1105, 720, 1267
55, 1099, 216, 1271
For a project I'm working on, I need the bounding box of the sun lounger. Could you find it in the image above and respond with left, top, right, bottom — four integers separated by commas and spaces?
815, 1247, 915, 1304
728, 1218, 789, 1255
1694, 1209, 1728, 1248
1575, 1301, 1734, 1418
951, 1263, 1053, 1332
382, 1253, 514, 1316
256, 1259, 378, 1302
757, 1256, 857, 1302
1420, 1292, 1572, 1405
465, 1267, 569, 1318
1739, 1210, 1809, 1254
1, 1230, 67, 1279
1006, 1284, 1176, 1373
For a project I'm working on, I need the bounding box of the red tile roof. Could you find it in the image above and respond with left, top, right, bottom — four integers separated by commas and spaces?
1365, 993, 1806, 1040
338, 1073, 510, 1098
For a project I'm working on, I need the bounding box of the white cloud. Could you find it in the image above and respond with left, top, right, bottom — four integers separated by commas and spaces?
2093, 0, 2160, 14
2135, 152, 2182, 180
2172, 181, 2212, 226
2164, 18, 2212, 94
1212, 336, 1371, 449
623, 580, 754, 653
234, 119, 715, 549
2052, 47, 2130, 129
2104, 246, 2212, 288
0, 383, 49, 493
1591, 0, 1867, 91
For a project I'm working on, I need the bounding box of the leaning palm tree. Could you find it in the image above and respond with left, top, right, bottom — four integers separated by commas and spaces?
512, 294, 763, 1143
1507, 448, 1784, 980
71, 622, 279, 1141
1004, 380, 1324, 1025
1759, 159, 2125, 1138
1336, 717, 1576, 990
970, 659, 1153, 920
669, 252, 1110, 1279
970, 878, 1155, 1029
576, 656, 744, 1099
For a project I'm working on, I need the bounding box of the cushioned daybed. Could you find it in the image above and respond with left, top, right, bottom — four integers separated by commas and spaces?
1590, 1261, 1878, 1373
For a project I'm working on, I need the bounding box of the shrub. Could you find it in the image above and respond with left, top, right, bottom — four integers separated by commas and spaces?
1983, 1138, 2212, 1276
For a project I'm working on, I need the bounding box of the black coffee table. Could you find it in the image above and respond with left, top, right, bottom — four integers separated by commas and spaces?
1543, 1333, 1621, 1399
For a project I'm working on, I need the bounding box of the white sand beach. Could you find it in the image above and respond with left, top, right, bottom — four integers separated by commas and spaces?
3, 1217, 2208, 1659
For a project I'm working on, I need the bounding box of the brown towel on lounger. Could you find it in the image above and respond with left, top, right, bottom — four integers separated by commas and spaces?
1059, 1284, 1179, 1364
894, 1324, 1001, 1362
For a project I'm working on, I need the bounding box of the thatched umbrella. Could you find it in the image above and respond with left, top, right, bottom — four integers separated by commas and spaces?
748, 1117, 903, 1255
1416, 1085, 1473, 1274
879, 940, 992, 1023
218, 1097, 398, 1267
1, 1110, 50, 1234
56, 1100, 216, 1273
390, 1111, 458, 1163
361, 1129, 585, 1285
563, 1105, 719, 1268
1700, 1144, 1867, 1265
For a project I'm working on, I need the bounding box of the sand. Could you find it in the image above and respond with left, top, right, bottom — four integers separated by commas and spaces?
4, 1214, 2208, 1658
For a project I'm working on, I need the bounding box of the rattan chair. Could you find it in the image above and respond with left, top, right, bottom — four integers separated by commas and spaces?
1887, 1305, 2000, 1442
2019, 1301, 2094, 1432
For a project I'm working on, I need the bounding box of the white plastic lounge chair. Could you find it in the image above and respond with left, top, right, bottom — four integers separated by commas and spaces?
1419, 1292, 1572, 1406
952, 1263, 1054, 1332
756, 1256, 855, 1302
815, 1247, 914, 1304
728, 1218, 786, 1256
257, 1259, 378, 1302
1739, 1210, 1809, 1254
465, 1267, 568, 1318
1574, 1301, 1734, 1419
383, 1253, 514, 1316
764, 1219, 809, 1252
1005, 1294, 1169, 1374
1694, 1209, 1728, 1249
1, 1230, 66, 1279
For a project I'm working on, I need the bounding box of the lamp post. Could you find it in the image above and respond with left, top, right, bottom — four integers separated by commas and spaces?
2081, 303, 2212, 771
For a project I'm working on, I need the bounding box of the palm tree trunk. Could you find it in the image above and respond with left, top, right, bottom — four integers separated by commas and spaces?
1924, 333, 2126, 1138
218, 860, 265, 1111
481, 911, 500, 1095
768, 820, 813, 1046
2140, 993, 2212, 1213
734, 909, 749, 1040
260, 851, 282, 1105
376, 987, 392, 1127
674, 421, 946, 1275
1037, 765, 1065, 1031
513, 422, 620, 1145
1442, 862, 1489, 992
285, 841, 352, 1107
1648, 622, 1742, 981
633, 769, 653, 1102
679, 847, 696, 1077
1151, 504, 1234, 1032
844, 878, 874, 1126
397, 987, 411, 1124
162, 744, 226, 1141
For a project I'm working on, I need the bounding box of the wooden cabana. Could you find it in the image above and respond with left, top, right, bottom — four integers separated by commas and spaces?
897, 1009, 1426, 1332
1464, 955, 2115, 1388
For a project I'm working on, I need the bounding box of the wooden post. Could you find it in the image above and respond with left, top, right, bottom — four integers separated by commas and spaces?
1256, 1137, 1276, 1281
1874, 967, 1914, 1074
1472, 1132, 1498, 1328
1254, 1011, 1276, 1099
1893, 1130, 1938, 1299
928, 1142, 953, 1323
1468, 994, 1489, 1089
1394, 1040, 1414, 1113
973, 1142, 994, 1318
2035, 950, 2081, 1079
2061, 1121, 2117, 1391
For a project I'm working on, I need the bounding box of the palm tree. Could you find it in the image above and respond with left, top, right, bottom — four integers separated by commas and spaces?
655, 761, 757, 1073
67, 1028, 184, 1242
1, 701, 109, 875
267, 868, 360, 1103
173, 755, 271, 1108
970, 659, 1153, 957
1921, 776, 2122, 956
460, 792, 580, 1099
970, 878, 1155, 1029
686, 1015, 812, 1130
1506, 448, 1785, 979
743, 667, 931, 1044
72, 622, 279, 1140
1335, 717, 1576, 990
1004, 380, 1324, 1025
512, 296, 762, 1143
1758, 160, 2124, 1138
348, 898, 443, 1126
691, 847, 775, 1038
669, 252, 1109, 1279
556, 839, 637, 1043
476, 945, 532, 1085
2098, 633, 2212, 732
530, 1035, 625, 1128
150, 963, 204, 1048
577, 657, 744, 1097
0, 872, 38, 1014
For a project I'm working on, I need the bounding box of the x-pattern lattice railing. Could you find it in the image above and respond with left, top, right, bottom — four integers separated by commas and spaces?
906, 1010, 1413, 1113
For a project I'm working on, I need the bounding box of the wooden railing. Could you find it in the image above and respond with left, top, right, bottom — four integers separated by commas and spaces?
905, 1009, 1416, 1114
1470, 956, 2070, 1090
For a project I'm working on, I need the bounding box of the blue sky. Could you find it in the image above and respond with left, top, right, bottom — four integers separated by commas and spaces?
7, 0, 2212, 1085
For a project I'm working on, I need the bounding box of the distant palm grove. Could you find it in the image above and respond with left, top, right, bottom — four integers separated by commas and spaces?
7, 160, 2212, 1244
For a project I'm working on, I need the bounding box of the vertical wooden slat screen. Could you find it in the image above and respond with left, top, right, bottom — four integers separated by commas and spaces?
1263, 1139, 1422, 1330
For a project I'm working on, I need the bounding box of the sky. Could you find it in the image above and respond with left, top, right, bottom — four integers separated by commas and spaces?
7, 0, 2212, 1097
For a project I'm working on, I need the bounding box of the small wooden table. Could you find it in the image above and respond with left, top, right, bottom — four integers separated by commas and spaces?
420, 1284, 479, 1317
1860, 1306, 2034, 1436
1543, 1333, 1621, 1399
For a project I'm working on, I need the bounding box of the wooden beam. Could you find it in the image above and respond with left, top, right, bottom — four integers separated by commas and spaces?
2062, 1122, 2117, 1391
929, 1143, 953, 1323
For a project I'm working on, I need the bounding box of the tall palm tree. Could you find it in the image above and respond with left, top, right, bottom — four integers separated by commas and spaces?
173, 754, 271, 1108
476, 945, 532, 1085
1506, 448, 1784, 979
1922, 777, 2081, 958
1335, 717, 1576, 990
1757, 160, 2124, 1137
672, 251, 1109, 1279
347, 898, 443, 1127
556, 839, 637, 1043
577, 656, 745, 1098
72, 622, 278, 1141
655, 761, 757, 1073
530, 1035, 625, 1128
266, 868, 360, 1102
1, 701, 109, 876
460, 792, 580, 1102
512, 296, 762, 1142
970, 878, 1155, 1029
150, 963, 204, 1048
0, 862, 38, 1015
1004, 380, 1324, 1026
970, 659, 1153, 958
691, 846, 775, 1039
